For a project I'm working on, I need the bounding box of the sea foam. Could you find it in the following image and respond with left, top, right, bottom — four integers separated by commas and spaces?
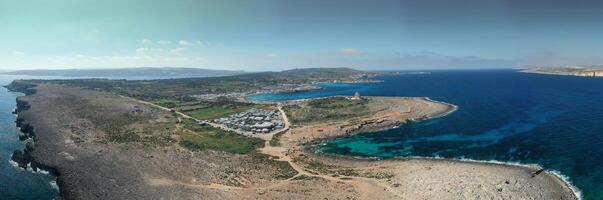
8, 158, 20, 169
49, 180, 59, 191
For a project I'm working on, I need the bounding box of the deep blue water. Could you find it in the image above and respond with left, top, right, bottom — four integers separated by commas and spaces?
250, 70, 603, 200
0, 75, 58, 199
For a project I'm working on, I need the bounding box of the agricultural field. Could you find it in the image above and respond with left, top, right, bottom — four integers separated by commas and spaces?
178, 119, 264, 154
182, 101, 266, 120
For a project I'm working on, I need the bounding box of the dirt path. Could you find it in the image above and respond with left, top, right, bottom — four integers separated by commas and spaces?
135, 97, 387, 192
132, 97, 416, 192
124, 96, 257, 135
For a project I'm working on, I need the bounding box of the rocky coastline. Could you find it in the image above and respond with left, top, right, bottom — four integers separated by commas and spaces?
6, 84, 63, 197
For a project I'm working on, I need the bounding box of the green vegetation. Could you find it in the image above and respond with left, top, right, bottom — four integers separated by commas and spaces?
308, 96, 368, 108
284, 97, 371, 124
184, 101, 264, 120
106, 129, 140, 143
179, 119, 264, 154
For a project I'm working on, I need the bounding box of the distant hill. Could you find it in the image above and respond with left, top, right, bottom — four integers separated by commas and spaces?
233, 67, 375, 83
2, 67, 246, 79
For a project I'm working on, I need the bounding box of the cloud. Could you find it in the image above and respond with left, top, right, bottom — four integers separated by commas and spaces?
13, 51, 25, 56
170, 48, 188, 54
338, 48, 365, 56
139, 39, 153, 44
196, 40, 203, 46
135, 48, 163, 54
75, 54, 100, 60
178, 40, 194, 46
157, 40, 172, 45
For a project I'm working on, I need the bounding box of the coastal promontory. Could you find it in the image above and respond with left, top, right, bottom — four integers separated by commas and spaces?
6, 68, 578, 199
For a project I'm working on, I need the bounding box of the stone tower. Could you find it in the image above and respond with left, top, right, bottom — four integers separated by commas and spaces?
353, 91, 361, 100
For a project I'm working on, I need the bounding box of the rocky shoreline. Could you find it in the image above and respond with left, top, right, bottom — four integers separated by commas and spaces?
7, 85, 63, 197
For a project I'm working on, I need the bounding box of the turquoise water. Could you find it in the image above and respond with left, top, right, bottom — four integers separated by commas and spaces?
0, 76, 58, 199
250, 70, 603, 200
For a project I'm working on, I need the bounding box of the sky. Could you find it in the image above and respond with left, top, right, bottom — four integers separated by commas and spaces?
1, 0, 603, 71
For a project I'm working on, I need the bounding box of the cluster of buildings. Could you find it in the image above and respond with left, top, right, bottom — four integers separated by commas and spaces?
213, 108, 284, 133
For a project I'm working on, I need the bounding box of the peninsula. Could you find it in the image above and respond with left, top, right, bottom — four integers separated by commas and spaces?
521, 66, 603, 77
6, 68, 577, 199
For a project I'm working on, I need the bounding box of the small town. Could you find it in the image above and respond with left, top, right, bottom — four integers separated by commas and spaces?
212, 108, 285, 133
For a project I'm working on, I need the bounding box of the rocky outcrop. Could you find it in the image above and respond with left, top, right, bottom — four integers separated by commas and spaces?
5, 80, 38, 95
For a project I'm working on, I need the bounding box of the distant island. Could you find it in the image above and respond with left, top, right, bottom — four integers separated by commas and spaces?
5, 68, 577, 200
2, 67, 246, 79
521, 66, 603, 77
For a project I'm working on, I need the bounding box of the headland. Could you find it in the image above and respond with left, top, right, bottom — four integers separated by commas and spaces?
5, 68, 578, 199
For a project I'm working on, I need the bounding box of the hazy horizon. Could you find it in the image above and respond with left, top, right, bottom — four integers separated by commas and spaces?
1, 66, 525, 73
2, 0, 603, 71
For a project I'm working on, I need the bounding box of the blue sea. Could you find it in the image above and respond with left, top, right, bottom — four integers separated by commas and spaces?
250, 69, 603, 200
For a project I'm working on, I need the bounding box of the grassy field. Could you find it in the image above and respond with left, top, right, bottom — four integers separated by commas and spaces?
184, 102, 264, 120
284, 96, 371, 124
179, 119, 264, 154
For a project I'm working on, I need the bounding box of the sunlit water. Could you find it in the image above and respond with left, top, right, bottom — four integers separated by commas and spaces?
250, 70, 603, 200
